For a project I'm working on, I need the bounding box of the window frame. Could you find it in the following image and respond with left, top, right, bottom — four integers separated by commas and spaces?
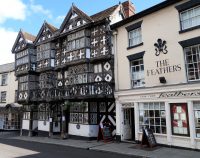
170, 103, 190, 137
179, 5, 200, 31
138, 102, 167, 134
1, 91, 7, 103
69, 102, 89, 124
193, 102, 200, 138
184, 44, 200, 82
128, 27, 142, 48
1, 74, 8, 86
130, 58, 145, 88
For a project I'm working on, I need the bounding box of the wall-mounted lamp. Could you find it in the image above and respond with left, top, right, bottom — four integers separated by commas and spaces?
159, 77, 166, 84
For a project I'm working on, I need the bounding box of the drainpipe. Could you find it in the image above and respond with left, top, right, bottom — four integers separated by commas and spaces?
113, 30, 119, 91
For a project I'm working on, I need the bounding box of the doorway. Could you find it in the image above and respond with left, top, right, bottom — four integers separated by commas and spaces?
123, 108, 135, 141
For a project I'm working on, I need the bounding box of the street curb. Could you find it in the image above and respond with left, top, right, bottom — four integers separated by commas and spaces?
5, 137, 150, 157
89, 147, 150, 158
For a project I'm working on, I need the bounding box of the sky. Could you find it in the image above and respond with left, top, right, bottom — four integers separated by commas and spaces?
0, 0, 164, 65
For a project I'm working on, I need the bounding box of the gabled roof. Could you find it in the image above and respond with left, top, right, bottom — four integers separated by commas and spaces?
22, 31, 36, 43
11, 30, 36, 53
46, 22, 58, 33
34, 21, 58, 44
91, 5, 119, 22
60, 4, 93, 32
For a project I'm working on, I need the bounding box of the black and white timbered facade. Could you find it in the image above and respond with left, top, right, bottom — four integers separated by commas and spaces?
12, 1, 134, 139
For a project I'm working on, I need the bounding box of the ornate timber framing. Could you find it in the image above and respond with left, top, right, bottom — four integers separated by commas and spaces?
12, 2, 134, 138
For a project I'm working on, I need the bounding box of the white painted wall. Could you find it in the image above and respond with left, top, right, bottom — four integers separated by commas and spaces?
38, 121, 49, 132
68, 124, 99, 137
114, 0, 195, 90
0, 63, 18, 106
22, 120, 29, 130
114, 0, 200, 149
110, 6, 123, 25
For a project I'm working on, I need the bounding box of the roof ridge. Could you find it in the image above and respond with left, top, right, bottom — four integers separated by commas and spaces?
73, 4, 93, 22
90, 4, 119, 22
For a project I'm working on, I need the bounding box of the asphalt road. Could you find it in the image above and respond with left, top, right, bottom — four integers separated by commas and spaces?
0, 138, 140, 158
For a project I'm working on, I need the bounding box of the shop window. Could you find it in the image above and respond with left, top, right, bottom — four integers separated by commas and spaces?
130, 58, 145, 88
4, 113, 20, 130
170, 103, 189, 136
185, 45, 200, 81
180, 6, 200, 30
194, 102, 200, 138
139, 102, 166, 134
70, 102, 89, 124
128, 27, 142, 47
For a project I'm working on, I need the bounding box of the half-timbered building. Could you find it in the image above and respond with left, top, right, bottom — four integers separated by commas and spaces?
11, 30, 38, 136
12, 1, 135, 139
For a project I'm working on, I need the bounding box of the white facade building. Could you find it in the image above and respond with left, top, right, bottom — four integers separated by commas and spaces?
0, 62, 21, 130
112, 0, 200, 149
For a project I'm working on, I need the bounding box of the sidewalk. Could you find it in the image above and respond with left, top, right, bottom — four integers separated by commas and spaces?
8, 136, 200, 158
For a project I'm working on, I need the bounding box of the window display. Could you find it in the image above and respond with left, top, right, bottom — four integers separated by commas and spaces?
139, 102, 166, 134
194, 102, 200, 138
170, 103, 189, 136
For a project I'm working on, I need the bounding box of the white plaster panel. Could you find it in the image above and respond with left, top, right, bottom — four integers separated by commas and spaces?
68, 124, 99, 137
171, 136, 191, 148
22, 120, 29, 130
38, 121, 49, 132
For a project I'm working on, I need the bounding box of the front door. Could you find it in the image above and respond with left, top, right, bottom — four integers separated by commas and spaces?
123, 108, 135, 141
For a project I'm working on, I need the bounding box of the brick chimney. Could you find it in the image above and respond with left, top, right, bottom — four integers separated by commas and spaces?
122, 0, 135, 18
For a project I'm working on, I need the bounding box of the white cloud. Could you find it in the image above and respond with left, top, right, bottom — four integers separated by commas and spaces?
55, 15, 65, 24
29, 0, 53, 19
0, 0, 26, 24
0, 28, 17, 65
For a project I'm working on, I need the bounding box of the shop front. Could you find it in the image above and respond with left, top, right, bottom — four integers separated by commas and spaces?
116, 83, 200, 149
